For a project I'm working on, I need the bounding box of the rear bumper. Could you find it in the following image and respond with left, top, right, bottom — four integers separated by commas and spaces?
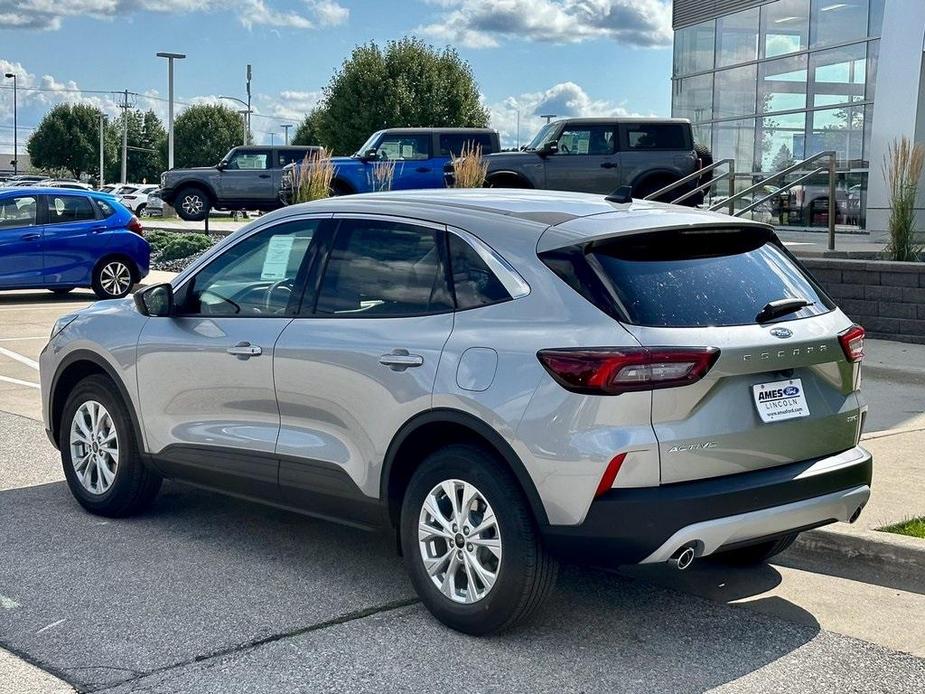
541, 446, 872, 565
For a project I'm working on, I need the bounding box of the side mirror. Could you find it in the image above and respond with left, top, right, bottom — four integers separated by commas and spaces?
362, 148, 378, 162
217, 160, 227, 170
134, 283, 174, 317
541, 141, 559, 157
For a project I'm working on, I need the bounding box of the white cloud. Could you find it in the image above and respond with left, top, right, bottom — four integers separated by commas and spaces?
0, 0, 349, 31
419, 0, 672, 49
487, 81, 640, 148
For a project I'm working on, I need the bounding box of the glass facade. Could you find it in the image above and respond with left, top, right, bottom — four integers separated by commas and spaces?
672, 0, 884, 229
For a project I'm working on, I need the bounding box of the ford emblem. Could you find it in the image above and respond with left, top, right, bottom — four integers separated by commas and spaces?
770, 327, 793, 339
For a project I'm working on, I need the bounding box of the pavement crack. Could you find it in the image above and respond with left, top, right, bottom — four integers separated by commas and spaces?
86, 596, 420, 693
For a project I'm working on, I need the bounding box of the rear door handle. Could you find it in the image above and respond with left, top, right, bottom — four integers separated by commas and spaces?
91, 226, 107, 234
416, 167, 432, 173
20, 232, 41, 241
379, 349, 424, 370
259, 174, 271, 179
227, 341, 262, 358
600, 162, 618, 169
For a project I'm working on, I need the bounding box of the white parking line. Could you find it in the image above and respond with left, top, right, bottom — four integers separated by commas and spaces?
0, 375, 40, 389
0, 346, 39, 371
0, 336, 47, 342
0, 303, 90, 312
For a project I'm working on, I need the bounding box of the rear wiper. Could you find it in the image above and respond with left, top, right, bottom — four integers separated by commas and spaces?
755, 297, 813, 323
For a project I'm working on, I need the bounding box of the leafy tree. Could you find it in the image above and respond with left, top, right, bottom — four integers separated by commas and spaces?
771, 144, 796, 172
104, 109, 167, 184
173, 104, 245, 168
292, 109, 323, 147
28, 103, 104, 178
314, 37, 490, 155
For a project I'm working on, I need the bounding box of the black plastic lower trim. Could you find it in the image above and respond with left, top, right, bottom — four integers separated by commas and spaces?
541, 449, 872, 566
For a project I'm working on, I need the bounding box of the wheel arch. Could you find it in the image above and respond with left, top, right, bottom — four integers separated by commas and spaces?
381, 409, 548, 529
485, 171, 534, 189
50, 350, 145, 452
331, 177, 357, 195
174, 180, 217, 204
93, 252, 140, 284
630, 168, 682, 193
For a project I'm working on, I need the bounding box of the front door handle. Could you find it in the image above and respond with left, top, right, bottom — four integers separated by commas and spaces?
379, 349, 424, 371
91, 226, 107, 234
227, 341, 262, 358
415, 167, 432, 173
600, 162, 618, 169
259, 174, 271, 179
20, 232, 41, 241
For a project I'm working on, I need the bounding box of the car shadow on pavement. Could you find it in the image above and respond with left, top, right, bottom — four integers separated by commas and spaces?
0, 479, 821, 693
0, 290, 95, 306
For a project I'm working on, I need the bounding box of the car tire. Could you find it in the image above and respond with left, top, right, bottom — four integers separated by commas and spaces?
711, 533, 798, 566
175, 186, 209, 221
59, 374, 162, 517
50, 287, 74, 295
136, 203, 147, 217
400, 443, 558, 635
91, 258, 135, 300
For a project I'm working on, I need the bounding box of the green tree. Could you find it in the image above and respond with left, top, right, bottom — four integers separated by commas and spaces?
292, 109, 323, 147
173, 104, 245, 168
28, 103, 104, 178
314, 37, 490, 155
104, 109, 167, 184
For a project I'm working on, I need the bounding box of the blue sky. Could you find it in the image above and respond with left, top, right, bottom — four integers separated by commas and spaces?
0, 1, 674, 153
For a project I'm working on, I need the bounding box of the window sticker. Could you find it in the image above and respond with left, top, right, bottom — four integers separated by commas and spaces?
260, 235, 296, 280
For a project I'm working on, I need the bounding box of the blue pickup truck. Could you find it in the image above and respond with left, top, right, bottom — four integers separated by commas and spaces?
280, 127, 500, 201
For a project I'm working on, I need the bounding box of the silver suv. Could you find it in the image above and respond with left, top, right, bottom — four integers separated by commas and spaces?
40, 190, 872, 635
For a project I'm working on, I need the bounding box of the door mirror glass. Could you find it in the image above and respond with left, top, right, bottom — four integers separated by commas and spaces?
135, 283, 174, 317
542, 141, 559, 156
362, 148, 379, 161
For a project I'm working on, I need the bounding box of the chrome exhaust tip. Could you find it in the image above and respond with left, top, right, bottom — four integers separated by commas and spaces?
668, 545, 696, 571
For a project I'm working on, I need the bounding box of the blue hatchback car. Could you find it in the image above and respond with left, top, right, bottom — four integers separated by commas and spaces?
0, 188, 149, 299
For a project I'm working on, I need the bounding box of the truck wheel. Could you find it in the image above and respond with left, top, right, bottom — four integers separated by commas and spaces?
176, 187, 209, 221
400, 444, 558, 635
711, 533, 798, 566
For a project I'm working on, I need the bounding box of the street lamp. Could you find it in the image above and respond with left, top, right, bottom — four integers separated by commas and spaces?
4, 72, 17, 175
156, 52, 186, 170
540, 113, 557, 124
218, 96, 252, 146
281, 124, 292, 145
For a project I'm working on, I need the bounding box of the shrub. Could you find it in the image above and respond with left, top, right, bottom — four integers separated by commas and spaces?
450, 142, 488, 188
883, 136, 925, 262
158, 233, 213, 261
145, 230, 174, 254
293, 149, 335, 203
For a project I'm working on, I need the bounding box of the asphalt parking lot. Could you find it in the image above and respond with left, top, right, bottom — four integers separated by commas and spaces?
1, 290, 924, 693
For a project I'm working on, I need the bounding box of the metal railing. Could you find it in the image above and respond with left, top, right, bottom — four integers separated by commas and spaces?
644, 150, 840, 251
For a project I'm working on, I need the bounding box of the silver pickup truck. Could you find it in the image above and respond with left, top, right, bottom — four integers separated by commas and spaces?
460, 118, 708, 202
160, 145, 319, 221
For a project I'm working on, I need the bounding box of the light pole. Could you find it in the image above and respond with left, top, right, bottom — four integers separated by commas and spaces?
245, 64, 252, 144
281, 124, 292, 145
156, 52, 186, 170
540, 113, 557, 124
4, 72, 17, 175
219, 96, 251, 146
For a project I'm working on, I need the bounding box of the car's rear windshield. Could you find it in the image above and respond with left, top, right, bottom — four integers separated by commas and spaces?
544, 228, 834, 327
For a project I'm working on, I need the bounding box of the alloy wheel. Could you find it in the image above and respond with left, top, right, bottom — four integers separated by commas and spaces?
100, 261, 131, 296
181, 194, 203, 216
418, 479, 502, 604
69, 400, 119, 495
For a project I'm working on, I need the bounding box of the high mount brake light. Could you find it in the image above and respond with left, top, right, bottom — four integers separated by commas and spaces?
839, 325, 865, 363
537, 347, 720, 395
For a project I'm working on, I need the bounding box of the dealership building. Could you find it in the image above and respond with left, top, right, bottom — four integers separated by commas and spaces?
671, 0, 925, 233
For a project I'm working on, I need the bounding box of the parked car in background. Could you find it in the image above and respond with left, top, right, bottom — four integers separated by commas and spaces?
1, 175, 48, 188
160, 145, 320, 221
0, 188, 148, 299
280, 128, 500, 203
45, 180, 94, 191
118, 184, 159, 216
41, 189, 870, 635
142, 188, 165, 217
467, 118, 706, 202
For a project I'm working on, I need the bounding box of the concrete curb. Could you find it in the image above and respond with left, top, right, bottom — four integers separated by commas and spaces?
793, 525, 925, 577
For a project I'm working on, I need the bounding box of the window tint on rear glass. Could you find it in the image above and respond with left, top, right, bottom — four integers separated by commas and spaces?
439, 133, 495, 156
95, 198, 117, 218
448, 234, 510, 309
589, 229, 832, 327
47, 195, 96, 224
315, 220, 452, 317
624, 123, 687, 150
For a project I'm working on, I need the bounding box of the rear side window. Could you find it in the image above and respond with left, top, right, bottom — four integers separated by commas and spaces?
94, 198, 117, 218
47, 195, 96, 224
439, 133, 496, 156
623, 123, 688, 150
544, 229, 833, 327
315, 219, 452, 317
448, 234, 510, 309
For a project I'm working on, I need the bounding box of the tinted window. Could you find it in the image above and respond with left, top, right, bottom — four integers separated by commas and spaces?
624, 123, 688, 150
439, 133, 495, 156
179, 219, 318, 316
448, 234, 510, 309
0, 195, 38, 229
375, 134, 430, 161
95, 198, 117, 218
557, 126, 615, 155
47, 195, 96, 224
279, 149, 311, 167
588, 229, 832, 327
315, 220, 451, 317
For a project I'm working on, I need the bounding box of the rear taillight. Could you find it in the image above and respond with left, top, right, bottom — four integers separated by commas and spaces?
839, 325, 865, 363
537, 347, 720, 395
127, 215, 144, 237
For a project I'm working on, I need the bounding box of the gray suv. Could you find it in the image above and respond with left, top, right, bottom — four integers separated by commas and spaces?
160, 145, 319, 221
476, 118, 706, 200
40, 190, 871, 635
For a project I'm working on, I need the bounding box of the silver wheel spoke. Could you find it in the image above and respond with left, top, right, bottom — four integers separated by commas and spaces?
424, 550, 451, 578
441, 552, 460, 598
419, 521, 451, 541
69, 400, 118, 495
469, 536, 502, 558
